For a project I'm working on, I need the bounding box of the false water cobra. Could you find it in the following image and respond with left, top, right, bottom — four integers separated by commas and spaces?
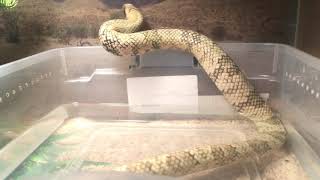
98, 3, 287, 177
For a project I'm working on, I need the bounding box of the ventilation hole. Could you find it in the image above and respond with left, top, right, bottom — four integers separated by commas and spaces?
301, 83, 304, 87
19, 85, 23, 91
306, 85, 309, 91
5, 92, 10, 98
311, 89, 315, 94
12, 90, 16, 95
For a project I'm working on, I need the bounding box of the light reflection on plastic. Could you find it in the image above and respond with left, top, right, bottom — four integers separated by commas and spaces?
65, 68, 125, 83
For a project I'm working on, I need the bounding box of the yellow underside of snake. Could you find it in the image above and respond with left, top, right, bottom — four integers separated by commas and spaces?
98, 4, 287, 177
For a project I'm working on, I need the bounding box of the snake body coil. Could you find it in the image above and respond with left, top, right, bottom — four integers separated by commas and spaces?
99, 4, 286, 177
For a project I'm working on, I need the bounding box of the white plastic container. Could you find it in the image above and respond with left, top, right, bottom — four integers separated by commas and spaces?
0, 43, 319, 179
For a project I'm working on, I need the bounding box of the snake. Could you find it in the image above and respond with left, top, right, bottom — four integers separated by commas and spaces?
98, 4, 287, 177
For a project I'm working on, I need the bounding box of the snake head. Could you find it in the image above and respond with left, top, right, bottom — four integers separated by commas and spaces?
122, 3, 138, 13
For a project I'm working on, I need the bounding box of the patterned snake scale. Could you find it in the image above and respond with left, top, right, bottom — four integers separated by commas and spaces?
99, 4, 287, 177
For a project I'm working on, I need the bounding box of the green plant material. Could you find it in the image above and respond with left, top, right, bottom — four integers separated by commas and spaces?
8, 133, 73, 179
0, 0, 18, 9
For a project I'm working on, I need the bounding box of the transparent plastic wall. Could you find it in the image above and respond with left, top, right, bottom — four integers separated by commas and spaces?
0, 43, 319, 179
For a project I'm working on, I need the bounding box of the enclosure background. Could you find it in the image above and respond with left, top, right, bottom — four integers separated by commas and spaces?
0, 0, 298, 64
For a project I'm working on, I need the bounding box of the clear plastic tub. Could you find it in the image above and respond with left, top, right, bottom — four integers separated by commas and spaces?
0, 43, 319, 179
